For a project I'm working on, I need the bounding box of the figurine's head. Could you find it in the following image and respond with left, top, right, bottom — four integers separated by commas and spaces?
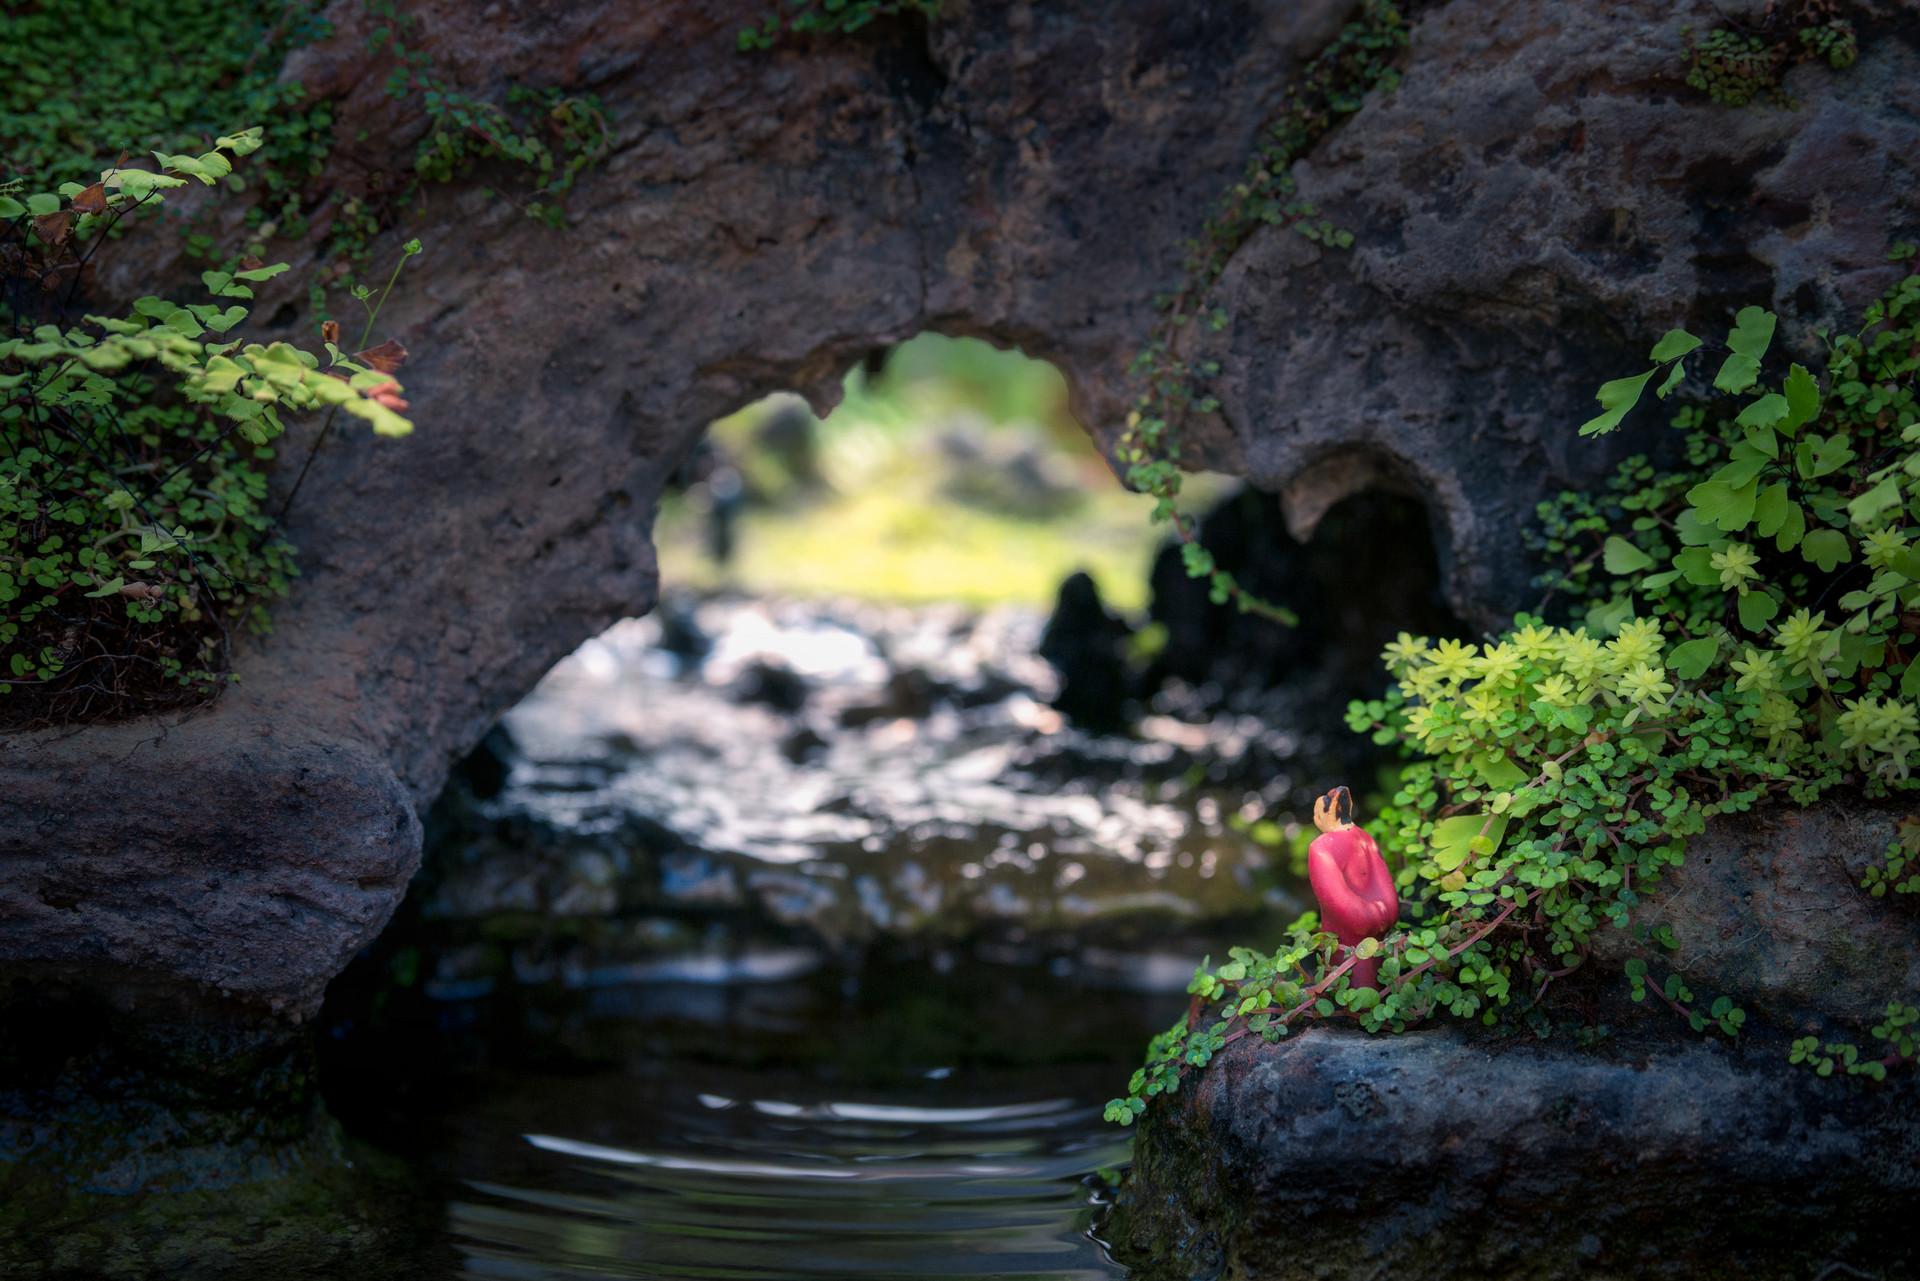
1312, 785, 1355, 833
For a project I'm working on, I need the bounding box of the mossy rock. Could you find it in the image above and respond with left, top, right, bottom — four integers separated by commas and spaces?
0, 1012, 434, 1279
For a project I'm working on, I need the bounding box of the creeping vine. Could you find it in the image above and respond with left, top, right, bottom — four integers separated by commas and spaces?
1117, 0, 1410, 627
0, 131, 415, 724
1682, 0, 1859, 108
1109, 253, 1920, 1124
737, 0, 940, 51
0, 2, 608, 307
366, 1, 610, 232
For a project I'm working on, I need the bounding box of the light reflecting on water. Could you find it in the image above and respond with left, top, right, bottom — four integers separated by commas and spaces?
330, 588, 1349, 1279
437, 1064, 1132, 1280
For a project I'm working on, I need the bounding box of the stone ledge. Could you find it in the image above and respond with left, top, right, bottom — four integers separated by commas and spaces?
1107, 1021, 1920, 1281
0, 711, 418, 1021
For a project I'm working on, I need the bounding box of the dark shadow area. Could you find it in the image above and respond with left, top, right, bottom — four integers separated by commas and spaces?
1144, 487, 1465, 707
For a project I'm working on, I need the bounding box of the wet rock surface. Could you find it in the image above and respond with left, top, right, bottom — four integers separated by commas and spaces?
1108, 791, 1920, 1279
0, 731, 418, 1020
1108, 1023, 1920, 1281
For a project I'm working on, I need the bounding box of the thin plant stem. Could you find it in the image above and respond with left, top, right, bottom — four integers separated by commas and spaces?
280, 242, 417, 521
358, 247, 412, 348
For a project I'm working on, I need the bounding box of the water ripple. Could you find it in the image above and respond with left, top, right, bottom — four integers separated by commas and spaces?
449, 1084, 1130, 1281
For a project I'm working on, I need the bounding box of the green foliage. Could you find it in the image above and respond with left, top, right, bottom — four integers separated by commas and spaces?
1, 135, 413, 721
1117, 1, 1408, 627
0, 0, 338, 273
0, 0, 602, 312
0, 1, 327, 185
367, 2, 609, 230
1108, 268, 1920, 1123
738, 0, 940, 52
1862, 816, 1920, 897
1790, 1003, 1919, 1082
1798, 18, 1861, 70
1685, 31, 1789, 108
1683, 2, 1859, 108
1549, 271, 1920, 751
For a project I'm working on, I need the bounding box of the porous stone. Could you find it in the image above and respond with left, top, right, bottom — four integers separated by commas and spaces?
1107, 1024, 1920, 1281
0, 725, 417, 1019
1198, 0, 1920, 616
2, 0, 1917, 1027
1592, 796, 1920, 1032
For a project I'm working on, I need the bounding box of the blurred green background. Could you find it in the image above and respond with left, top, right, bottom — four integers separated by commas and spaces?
658, 334, 1227, 610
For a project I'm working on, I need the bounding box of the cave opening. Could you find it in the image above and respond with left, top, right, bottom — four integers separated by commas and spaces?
316, 334, 1470, 1279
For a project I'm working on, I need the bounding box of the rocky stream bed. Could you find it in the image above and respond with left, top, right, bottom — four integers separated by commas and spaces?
3, 582, 1372, 1279
9, 583, 1920, 1280
381, 589, 1349, 1013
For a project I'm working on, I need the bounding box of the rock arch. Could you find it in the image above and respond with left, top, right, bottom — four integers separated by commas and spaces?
3, 0, 1917, 1023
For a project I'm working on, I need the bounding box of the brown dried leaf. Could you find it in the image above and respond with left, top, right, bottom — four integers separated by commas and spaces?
238, 254, 265, 271
71, 183, 107, 215
355, 338, 408, 374
32, 210, 73, 245
320, 319, 340, 346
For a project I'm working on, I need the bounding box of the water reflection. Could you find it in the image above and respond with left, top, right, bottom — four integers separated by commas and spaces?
435, 1059, 1130, 1280
416, 593, 1328, 1008
325, 590, 1364, 1279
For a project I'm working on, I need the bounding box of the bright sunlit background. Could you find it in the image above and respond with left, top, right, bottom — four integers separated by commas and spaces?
657, 334, 1228, 611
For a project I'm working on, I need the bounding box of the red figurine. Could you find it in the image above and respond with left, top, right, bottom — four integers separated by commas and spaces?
1307, 785, 1398, 988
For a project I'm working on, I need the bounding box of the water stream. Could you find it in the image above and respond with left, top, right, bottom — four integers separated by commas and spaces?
322, 592, 1367, 1278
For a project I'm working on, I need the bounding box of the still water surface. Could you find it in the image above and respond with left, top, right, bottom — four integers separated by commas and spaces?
330, 960, 1173, 1280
